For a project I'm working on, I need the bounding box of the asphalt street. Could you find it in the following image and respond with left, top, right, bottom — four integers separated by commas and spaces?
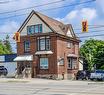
0, 78, 104, 95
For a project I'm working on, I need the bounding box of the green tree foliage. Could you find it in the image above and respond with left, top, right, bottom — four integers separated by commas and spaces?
0, 35, 13, 54
80, 39, 104, 70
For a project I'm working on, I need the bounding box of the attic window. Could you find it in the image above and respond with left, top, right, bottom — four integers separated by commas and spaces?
27, 24, 42, 34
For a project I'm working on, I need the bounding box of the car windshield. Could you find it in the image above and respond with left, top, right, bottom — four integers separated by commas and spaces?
96, 70, 104, 73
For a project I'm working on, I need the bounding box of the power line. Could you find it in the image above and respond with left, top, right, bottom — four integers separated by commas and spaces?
39, 0, 96, 12
76, 30, 104, 35
0, 0, 96, 20
0, 0, 16, 4
1, 32, 104, 44
0, 0, 66, 15
0, 0, 10, 4
1, 29, 104, 37
74, 25, 104, 31
79, 33, 104, 38
7, 33, 104, 44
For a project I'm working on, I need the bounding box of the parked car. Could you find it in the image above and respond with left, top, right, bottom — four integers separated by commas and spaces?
0, 66, 8, 76
76, 70, 90, 80
90, 70, 104, 81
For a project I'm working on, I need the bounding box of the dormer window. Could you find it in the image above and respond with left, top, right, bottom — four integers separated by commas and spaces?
27, 24, 42, 34
35, 24, 42, 33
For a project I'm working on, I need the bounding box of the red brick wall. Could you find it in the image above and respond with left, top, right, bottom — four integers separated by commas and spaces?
17, 34, 58, 76
56, 36, 79, 75
17, 33, 79, 78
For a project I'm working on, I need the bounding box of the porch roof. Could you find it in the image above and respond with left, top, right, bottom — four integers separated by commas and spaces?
13, 55, 33, 61
67, 54, 78, 57
35, 51, 53, 55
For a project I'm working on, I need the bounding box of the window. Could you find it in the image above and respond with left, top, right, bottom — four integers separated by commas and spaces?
40, 38, 45, 50
27, 24, 42, 34
40, 58, 48, 69
27, 25, 34, 34
72, 43, 75, 48
68, 58, 77, 69
35, 24, 42, 33
46, 39, 50, 50
37, 36, 50, 51
67, 42, 71, 48
24, 41, 30, 52
67, 42, 75, 48
72, 58, 77, 69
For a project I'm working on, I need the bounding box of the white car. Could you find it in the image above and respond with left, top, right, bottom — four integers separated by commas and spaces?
90, 70, 104, 81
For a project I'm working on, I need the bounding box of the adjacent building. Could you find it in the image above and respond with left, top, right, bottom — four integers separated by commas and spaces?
14, 10, 80, 79
0, 54, 17, 77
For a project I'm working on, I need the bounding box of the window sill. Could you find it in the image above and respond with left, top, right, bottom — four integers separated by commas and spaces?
39, 69, 49, 70
67, 68, 78, 70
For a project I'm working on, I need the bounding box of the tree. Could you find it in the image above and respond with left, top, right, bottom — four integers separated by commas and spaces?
80, 39, 104, 70
0, 35, 13, 54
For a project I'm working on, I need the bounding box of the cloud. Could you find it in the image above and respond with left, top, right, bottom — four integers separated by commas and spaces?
96, 0, 104, 13
62, 10, 78, 22
0, 20, 19, 52
58, 8, 97, 24
0, 21, 19, 40
80, 8, 97, 21
0, 21, 19, 33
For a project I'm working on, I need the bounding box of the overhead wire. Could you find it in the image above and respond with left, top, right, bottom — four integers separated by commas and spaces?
0, 0, 66, 15
0, 0, 17, 4
74, 25, 104, 31
1, 27, 104, 35
0, 0, 96, 20
1, 30, 104, 45
0, 0, 100, 43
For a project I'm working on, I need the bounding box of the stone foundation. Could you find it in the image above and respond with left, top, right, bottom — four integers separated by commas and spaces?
37, 74, 58, 79
67, 73, 75, 80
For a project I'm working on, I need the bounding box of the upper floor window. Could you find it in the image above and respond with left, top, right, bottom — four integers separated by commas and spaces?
27, 25, 34, 34
37, 36, 50, 51
67, 42, 71, 48
67, 42, 75, 49
27, 24, 42, 34
35, 24, 42, 33
24, 41, 30, 52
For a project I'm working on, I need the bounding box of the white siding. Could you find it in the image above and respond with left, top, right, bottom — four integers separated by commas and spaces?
21, 14, 52, 36
79, 59, 83, 70
66, 29, 73, 37
0, 62, 17, 77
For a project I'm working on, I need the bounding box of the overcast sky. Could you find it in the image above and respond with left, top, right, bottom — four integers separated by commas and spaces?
0, 0, 104, 52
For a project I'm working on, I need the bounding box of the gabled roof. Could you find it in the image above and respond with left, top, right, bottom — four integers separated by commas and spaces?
18, 10, 78, 39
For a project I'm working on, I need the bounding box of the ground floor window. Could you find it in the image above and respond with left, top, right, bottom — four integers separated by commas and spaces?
68, 58, 77, 69
40, 58, 48, 69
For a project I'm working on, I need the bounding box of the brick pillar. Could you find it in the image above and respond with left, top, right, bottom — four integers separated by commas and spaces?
64, 52, 68, 79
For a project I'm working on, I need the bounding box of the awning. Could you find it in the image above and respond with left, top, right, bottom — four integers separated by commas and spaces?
67, 54, 78, 57
13, 55, 33, 61
35, 51, 53, 55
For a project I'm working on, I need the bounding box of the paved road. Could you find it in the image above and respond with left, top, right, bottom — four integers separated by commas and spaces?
0, 78, 104, 95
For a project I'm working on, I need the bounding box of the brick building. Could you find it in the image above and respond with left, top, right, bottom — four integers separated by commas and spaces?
14, 10, 80, 79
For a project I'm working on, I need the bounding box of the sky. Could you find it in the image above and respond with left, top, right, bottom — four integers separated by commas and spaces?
0, 0, 104, 52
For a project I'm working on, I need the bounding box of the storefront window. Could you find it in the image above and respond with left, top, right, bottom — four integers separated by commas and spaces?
40, 58, 48, 69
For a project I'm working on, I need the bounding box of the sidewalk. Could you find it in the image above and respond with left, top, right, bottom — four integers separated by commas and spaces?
0, 78, 59, 83
0, 78, 103, 85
